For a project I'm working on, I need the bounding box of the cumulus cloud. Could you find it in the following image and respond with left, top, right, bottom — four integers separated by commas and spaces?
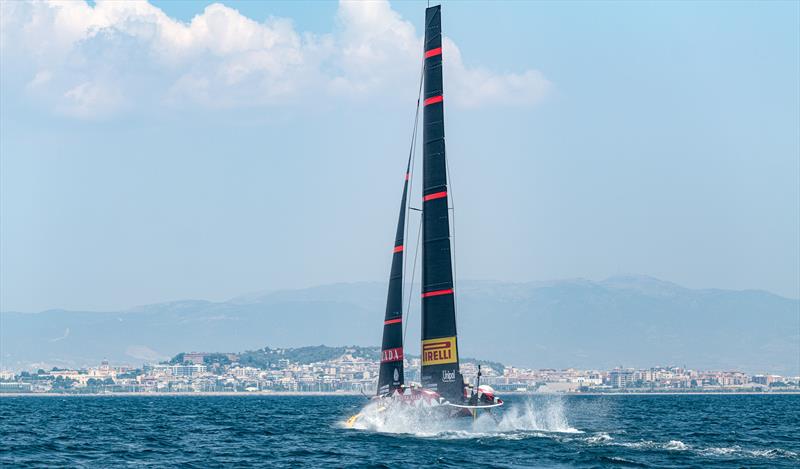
1, 0, 551, 117
443, 37, 551, 109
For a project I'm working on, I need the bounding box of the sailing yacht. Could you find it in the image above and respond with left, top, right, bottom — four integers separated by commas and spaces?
351, 5, 503, 423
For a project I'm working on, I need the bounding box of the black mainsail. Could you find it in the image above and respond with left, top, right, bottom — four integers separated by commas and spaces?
376, 161, 411, 395
350, 5, 505, 423
420, 5, 464, 403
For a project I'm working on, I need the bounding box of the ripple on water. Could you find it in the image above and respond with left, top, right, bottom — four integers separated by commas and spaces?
1, 394, 798, 468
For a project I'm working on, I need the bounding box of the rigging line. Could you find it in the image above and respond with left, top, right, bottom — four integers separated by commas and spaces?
402, 58, 425, 324
444, 127, 460, 330
402, 111, 417, 309
401, 57, 426, 349
403, 210, 423, 346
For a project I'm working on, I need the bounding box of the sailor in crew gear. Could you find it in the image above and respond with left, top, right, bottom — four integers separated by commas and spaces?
477, 385, 497, 404
467, 384, 498, 406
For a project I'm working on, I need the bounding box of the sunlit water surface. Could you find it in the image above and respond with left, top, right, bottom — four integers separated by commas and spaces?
1, 394, 798, 467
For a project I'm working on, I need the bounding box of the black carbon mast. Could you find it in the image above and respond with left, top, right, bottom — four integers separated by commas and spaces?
420, 4, 464, 403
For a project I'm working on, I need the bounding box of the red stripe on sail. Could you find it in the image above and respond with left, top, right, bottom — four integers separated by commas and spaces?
423, 191, 447, 201
393, 245, 404, 253
424, 95, 443, 106
405, 172, 410, 181
384, 318, 402, 325
421, 288, 454, 298
425, 47, 442, 58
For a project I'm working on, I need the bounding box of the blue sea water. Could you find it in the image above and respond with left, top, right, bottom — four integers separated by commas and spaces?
1, 394, 798, 468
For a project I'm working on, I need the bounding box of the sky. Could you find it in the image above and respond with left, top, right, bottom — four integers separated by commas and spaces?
1, 0, 798, 313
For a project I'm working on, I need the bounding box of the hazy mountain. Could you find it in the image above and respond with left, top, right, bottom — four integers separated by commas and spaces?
1, 276, 797, 374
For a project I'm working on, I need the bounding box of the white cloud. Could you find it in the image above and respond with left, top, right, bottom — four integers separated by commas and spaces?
443, 37, 552, 109
1, 0, 551, 117
62, 80, 127, 118
27, 70, 52, 88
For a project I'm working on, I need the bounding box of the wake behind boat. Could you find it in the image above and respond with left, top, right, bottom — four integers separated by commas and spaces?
347, 4, 502, 428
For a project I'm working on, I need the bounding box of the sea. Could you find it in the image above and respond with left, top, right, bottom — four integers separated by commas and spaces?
1, 394, 798, 468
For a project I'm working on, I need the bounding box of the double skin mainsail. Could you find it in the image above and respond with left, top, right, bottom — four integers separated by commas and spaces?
419, 4, 464, 403
376, 4, 464, 404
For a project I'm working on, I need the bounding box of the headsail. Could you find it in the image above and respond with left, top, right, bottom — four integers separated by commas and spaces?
420, 5, 464, 403
377, 161, 411, 395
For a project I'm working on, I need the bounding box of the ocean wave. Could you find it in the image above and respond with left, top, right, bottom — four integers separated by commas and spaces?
611, 439, 692, 452
664, 440, 689, 451
585, 432, 614, 444
615, 440, 660, 450
700, 446, 798, 460
749, 448, 798, 459
342, 397, 797, 462
603, 440, 797, 461
599, 455, 649, 467
699, 446, 739, 456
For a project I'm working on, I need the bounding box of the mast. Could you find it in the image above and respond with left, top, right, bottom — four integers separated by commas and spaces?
420, 4, 464, 402
376, 161, 411, 395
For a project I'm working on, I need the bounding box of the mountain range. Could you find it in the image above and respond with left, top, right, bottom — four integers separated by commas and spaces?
1, 275, 797, 374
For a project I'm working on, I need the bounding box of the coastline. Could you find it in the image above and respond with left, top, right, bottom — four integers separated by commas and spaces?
0, 391, 363, 397
2, 390, 798, 397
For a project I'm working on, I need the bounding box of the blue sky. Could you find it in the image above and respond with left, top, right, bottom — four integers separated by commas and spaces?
1, 0, 798, 312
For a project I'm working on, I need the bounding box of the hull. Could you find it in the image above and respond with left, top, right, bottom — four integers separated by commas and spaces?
345, 387, 503, 427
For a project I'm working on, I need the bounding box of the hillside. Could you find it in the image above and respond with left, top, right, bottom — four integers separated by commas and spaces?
1, 276, 797, 374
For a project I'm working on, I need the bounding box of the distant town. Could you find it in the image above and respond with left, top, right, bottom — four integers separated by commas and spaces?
1, 346, 797, 395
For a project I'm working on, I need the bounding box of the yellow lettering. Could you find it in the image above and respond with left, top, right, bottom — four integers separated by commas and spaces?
421, 337, 458, 365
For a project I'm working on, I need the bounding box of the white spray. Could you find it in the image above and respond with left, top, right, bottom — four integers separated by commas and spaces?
344, 396, 580, 438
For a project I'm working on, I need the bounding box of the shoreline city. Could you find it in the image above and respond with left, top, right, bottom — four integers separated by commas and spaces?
2, 346, 797, 396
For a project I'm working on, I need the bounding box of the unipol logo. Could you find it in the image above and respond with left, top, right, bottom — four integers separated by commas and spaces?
393, 368, 400, 382
442, 369, 456, 382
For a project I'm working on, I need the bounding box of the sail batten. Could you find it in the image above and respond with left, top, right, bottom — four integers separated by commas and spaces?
420, 5, 464, 403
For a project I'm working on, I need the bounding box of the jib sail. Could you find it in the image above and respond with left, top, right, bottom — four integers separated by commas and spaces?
376, 161, 411, 395
420, 4, 464, 403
